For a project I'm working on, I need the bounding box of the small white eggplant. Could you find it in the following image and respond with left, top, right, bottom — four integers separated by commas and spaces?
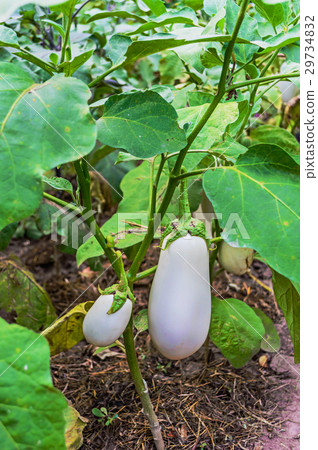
218, 241, 253, 275
277, 80, 299, 103
83, 294, 132, 347
148, 233, 211, 360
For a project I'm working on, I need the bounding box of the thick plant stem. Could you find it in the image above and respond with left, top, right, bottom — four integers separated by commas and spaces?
237, 48, 280, 136
123, 319, 165, 450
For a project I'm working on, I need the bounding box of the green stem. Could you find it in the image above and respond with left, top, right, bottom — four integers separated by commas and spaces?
123, 319, 165, 449
227, 71, 300, 92
88, 62, 123, 88
60, 0, 76, 64
178, 173, 191, 221
237, 48, 280, 137
135, 265, 157, 281
43, 192, 80, 213
127, 0, 250, 282
174, 167, 215, 180
73, 159, 121, 277
254, 79, 279, 102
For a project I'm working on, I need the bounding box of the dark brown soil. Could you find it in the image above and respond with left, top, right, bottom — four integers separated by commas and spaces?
1, 237, 300, 449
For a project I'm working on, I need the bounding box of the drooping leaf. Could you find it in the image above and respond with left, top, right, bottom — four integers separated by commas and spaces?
134, 309, 148, 332
253, 308, 281, 353
97, 91, 187, 158
0, 63, 96, 231
64, 405, 88, 450
0, 223, 18, 250
0, 25, 20, 49
203, 144, 300, 283
0, 318, 68, 448
209, 297, 265, 368
272, 270, 300, 363
0, 259, 57, 332
200, 46, 223, 68
43, 301, 93, 355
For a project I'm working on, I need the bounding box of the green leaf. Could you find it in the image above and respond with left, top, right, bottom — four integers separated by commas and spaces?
0, 25, 19, 49
177, 101, 239, 150
107, 34, 132, 66
97, 91, 187, 158
249, 125, 300, 156
159, 51, 185, 84
126, 7, 199, 35
204, 0, 226, 16
0, 259, 57, 332
42, 175, 74, 197
253, 308, 281, 353
134, 309, 148, 332
200, 46, 223, 68
0, 318, 68, 448
0, 222, 18, 250
12, 49, 55, 75
203, 144, 300, 283
142, 0, 166, 16
43, 302, 93, 356
42, 19, 66, 39
258, 24, 300, 54
253, 0, 290, 28
60, 49, 94, 76
209, 297, 265, 368
0, 63, 96, 231
124, 32, 259, 65
87, 11, 147, 24
272, 270, 300, 363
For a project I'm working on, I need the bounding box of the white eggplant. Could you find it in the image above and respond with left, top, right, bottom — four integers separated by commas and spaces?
277, 80, 299, 103
83, 294, 132, 347
218, 241, 253, 275
148, 233, 211, 360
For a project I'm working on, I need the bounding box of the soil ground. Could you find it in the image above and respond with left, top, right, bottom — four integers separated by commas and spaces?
1, 237, 300, 449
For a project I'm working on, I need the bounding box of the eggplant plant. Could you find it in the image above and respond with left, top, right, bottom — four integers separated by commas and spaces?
0, 0, 300, 448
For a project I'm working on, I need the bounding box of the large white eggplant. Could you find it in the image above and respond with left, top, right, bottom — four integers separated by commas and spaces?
148, 233, 211, 360
83, 294, 132, 347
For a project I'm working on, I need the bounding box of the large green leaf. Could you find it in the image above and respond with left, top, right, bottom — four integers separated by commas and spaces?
177, 101, 239, 150
97, 91, 187, 158
254, 0, 290, 28
142, 0, 166, 16
209, 297, 265, 368
0, 259, 57, 332
0, 318, 68, 448
0, 25, 19, 49
87, 11, 147, 24
0, 63, 96, 231
203, 144, 300, 283
204, 0, 226, 15
272, 270, 300, 363
248, 125, 300, 157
